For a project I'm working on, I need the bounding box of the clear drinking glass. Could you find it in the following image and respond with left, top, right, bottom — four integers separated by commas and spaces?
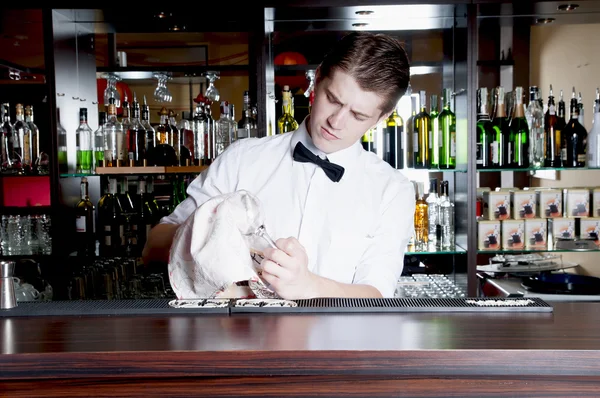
104, 74, 121, 108
204, 71, 220, 103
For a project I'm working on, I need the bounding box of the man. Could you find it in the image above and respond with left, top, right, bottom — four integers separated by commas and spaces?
143, 32, 415, 299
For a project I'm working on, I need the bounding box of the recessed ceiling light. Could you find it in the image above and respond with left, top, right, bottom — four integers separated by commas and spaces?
355, 10, 374, 15
536, 18, 555, 24
169, 25, 185, 31
155, 11, 171, 19
352, 23, 369, 27
557, 4, 579, 11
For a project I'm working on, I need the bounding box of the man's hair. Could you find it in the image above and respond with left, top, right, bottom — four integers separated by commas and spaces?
318, 32, 410, 116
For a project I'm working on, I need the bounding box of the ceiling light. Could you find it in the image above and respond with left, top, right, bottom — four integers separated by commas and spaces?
169, 25, 185, 31
352, 23, 369, 27
557, 4, 579, 11
155, 11, 171, 19
536, 18, 555, 24
355, 10, 374, 15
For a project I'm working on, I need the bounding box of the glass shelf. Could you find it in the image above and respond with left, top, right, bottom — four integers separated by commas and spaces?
477, 166, 600, 173
404, 168, 467, 173
406, 244, 467, 255
478, 249, 600, 254
60, 165, 208, 177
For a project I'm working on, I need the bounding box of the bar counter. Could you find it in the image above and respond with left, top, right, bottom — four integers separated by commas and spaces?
2, 301, 600, 397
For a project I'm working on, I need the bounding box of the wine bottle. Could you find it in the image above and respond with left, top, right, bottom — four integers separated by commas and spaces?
439, 88, 456, 169
414, 90, 431, 169
587, 88, 600, 168
510, 87, 530, 168
476, 88, 494, 169
492, 87, 510, 168
429, 94, 439, 168
564, 87, 588, 167
75, 177, 95, 256
383, 105, 403, 168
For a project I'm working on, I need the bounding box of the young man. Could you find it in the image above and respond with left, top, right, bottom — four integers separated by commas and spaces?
143, 32, 415, 299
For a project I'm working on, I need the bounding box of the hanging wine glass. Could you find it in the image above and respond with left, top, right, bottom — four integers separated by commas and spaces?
204, 71, 220, 103
153, 73, 173, 103
103, 73, 121, 108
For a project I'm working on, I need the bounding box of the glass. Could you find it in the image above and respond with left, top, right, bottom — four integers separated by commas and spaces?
510, 87, 530, 168
103, 73, 121, 108
476, 87, 494, 169
526, 86, 545, 168
153, 73, 172, 103
204, 71, 220, 103
414, 90, 431, 169
439, 89, 456, 169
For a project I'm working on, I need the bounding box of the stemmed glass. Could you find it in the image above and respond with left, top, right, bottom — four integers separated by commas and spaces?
103, 73, 121, 108
204, 71, 220, 103
153, 73, 173, 102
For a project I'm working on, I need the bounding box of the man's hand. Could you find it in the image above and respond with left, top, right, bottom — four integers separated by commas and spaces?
261, 237, 318, 299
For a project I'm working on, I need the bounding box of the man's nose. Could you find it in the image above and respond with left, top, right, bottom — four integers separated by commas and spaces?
327, 108, 347, 130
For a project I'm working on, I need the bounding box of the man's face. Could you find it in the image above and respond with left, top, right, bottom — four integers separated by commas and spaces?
308, 69, 389, 154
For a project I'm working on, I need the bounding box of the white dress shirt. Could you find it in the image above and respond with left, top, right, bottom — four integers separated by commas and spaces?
161, 119, 415, 297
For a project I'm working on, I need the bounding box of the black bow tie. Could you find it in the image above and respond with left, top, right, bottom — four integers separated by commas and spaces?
293, 142, 345, 182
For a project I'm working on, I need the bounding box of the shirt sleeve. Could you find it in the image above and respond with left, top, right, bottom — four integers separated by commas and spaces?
159, 139, 244, 225
352, 176, 415, 297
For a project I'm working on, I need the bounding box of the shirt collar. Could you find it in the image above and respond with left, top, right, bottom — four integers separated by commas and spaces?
290, 117, 363, 175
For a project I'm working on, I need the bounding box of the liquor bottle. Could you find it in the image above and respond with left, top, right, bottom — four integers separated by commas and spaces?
1, 103, 16, 171
57, 108, 68, 173
24, 105, 40, 167
204, 97, 216, 162
75, 108, 93, 174
192, 100, 207, 165
383, 105, 403, 168
413, 181, 429, 250
128, 94, 146, 166
526, 86, 545, 168
14, 103, 31, 172
557, 90, 567, 164
178, 111, 194, 162
476, 88, 494, 169
404, 95, 417, 168
156, 107, 171, 146
97, 177, 124, 256
439, 88, 456, 169
439, 180, 454, 249
141, 95, 156, 154
120, 95, 131, 163
237, 91, 254, 139
492, 87, 510, 168
75, 177, 95, 256
94, 111, 106, 169
228, 104, 238, 143
544, 85, 562, 167
104, 98, 123, 167
413, 90, 431, 169
278, 85, 299, 134
216, 101, 232, 157
429, 94, 439, 168
426, 178, 439, 247
361, 128, 376, 153
564, 87, 588, 167
578, 91, 585, 128
588, 88, 600, 168
510, 87, 530, 168
168, 109, 181, 164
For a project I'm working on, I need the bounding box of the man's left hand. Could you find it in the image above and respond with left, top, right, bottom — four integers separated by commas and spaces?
260, 237, 318, 299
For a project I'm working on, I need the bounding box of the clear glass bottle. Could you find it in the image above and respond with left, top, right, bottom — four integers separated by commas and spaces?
277, 85, 299, 134
383, 104, 403, 169
94, 111, 106, 169
128, 94, 146, 167
192, 101, 207, 165
216, 101, 232, 157
57, 108, 68, 173
587, 88, 600, 168
76, 108, 93, 174
237, 91, 253, 139
204, 98, 216, 162
439, 180, 454, 249
141, 95, 156, 155
168, 109, 181, 164
511, 87, 530, 168
13, 103, 30, 172
526, 86, 545, 168
564, 87, 588, 167
557, 90, 568, 165
2, 103, 16, 171
24, 105, 40, 167
426, 178, 439, 247
476, 88, 494, 169
104, 98, 123, 167
229, 104, 238, 143
120, 96, 131, 163
439, 88, 456, 169
178, 111, 194, 162
413, 90, 431, 169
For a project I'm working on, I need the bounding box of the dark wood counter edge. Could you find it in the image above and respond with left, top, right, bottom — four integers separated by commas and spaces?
2, 350, 600, 380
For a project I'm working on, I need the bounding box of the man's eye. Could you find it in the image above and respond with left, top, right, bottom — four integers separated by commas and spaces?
354, 114, 366, 121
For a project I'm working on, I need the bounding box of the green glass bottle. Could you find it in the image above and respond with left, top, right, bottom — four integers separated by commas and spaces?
405, 95, 417, 168
413, 90, 431, 169
476, 88, 494, 169
492, 86, 510, 168
510, 87, 530, 168
429, 94, 439, 168
277, 85, 299, 134
439, 88, 456, 169
361, 127, 376, 153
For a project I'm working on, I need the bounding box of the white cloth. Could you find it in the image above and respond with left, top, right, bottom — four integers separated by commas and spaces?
162, 118, 415, 297
168, 190, 277, 299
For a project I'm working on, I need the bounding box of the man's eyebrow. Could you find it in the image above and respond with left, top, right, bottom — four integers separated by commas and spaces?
326, 88, 371, 119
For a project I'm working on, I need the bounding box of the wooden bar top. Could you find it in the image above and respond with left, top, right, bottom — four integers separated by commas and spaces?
2, 302, 600, 396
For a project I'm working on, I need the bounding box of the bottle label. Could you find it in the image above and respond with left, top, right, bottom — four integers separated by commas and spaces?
75, 216, 86, 233
428, 130, 432, 149
413, 133, 419, 152
104, 225, 111, 246
491, 141, 499, 164
549, 105, 556, 115
450, 132, 456, 157
577, 154, 586, 163
476, 143, 483, 164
